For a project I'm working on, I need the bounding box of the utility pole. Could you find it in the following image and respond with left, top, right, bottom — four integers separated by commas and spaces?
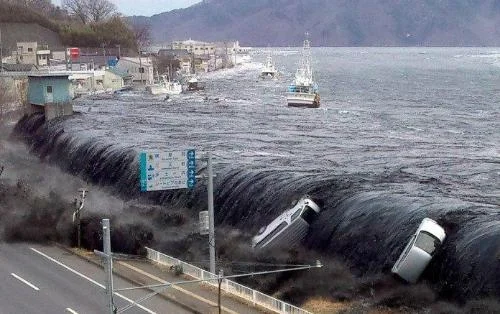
94, 219, 116, 314
95, 219, 115, 314
207, 152, 216, 274
0, 27, 3, 73
102, 43, 106, 68
139, 49, 143, 84
72, 188, 88, 248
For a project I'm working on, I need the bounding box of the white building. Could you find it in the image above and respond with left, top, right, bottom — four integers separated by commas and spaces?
115, 57, 154, 84
171, 39, 216, 56
14, 42, 51, 66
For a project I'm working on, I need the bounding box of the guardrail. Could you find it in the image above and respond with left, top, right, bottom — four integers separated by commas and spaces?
145, 247, 312, 314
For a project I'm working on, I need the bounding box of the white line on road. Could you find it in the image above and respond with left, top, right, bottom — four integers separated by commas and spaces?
11, 273, 40, 291
66, 308, 79, 314
30, 248, 156, 314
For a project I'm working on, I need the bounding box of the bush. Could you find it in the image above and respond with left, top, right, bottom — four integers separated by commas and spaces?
375, 283, 437, 309
464, 298, 500, 314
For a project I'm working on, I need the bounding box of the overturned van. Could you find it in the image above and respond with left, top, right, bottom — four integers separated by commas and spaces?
252, 196, 321, 250
391, 218, 446, 283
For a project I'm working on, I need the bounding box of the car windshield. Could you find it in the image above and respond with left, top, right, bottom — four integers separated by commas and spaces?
291, 207, 302, 221
300, 206, 318, 224
415, 231, 441, 255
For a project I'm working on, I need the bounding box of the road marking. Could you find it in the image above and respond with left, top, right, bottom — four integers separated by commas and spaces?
66, 308, 79, 314
118, 261, 239, 314
30, 248, 156, 314
11, 273, 40, 291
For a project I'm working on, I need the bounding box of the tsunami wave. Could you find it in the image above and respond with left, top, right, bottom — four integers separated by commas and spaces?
13, 112, 500, 301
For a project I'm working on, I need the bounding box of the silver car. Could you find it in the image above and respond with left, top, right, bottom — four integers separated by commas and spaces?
392, 218, 446, 283
252, 196, 321, 250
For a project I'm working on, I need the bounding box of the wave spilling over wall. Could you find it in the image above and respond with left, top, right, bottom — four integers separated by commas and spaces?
14, 113, 500, 301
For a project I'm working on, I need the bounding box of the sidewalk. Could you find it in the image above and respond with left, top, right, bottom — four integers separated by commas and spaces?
65, 246, 268, 314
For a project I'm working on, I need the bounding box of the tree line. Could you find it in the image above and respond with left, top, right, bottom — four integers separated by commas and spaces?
0, 0, 151, 51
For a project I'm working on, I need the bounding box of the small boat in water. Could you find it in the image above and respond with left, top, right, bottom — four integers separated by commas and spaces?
185, 76, 205, 92
286, 35, 320, 108
260, 52, 279, 79
146, 75, 182, 95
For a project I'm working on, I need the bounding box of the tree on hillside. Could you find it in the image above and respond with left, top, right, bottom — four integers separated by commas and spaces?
130, 22, 152, 51
62, 0, 88, 23
87, 0, 117, 23
62, 0, 116, 24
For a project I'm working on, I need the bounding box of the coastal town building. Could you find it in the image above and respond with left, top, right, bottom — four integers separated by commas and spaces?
27, 73, 73, 121
14, 42, 51, 66
115, 57, 154, 84
171, 39, 215, 56
158, 49, 192, 74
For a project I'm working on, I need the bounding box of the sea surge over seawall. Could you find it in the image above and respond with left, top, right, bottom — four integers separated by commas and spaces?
14, 47, 500, 301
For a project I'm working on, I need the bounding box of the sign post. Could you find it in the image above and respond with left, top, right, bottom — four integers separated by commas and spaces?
139, 149, 217, 274
207, 152, 216, 274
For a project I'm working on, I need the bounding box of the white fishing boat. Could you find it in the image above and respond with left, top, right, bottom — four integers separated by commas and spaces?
286, 35, 320, 108
260, 52, 279, 79
146, 75, 182, 95
185, 76, 205, 92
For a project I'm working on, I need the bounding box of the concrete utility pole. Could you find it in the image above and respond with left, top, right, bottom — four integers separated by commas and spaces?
139, 50, 143, 84
72, 188, 88, 248
102, 43, 106, 66
102, 219, 115, 314
0, 27, 3, 73
207, 152, 216, 274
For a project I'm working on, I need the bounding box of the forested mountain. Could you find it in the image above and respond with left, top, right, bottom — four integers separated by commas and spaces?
132, 0, 500, 46
0, 0, 138, 51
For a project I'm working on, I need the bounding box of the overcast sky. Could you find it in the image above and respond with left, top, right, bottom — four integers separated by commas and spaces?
51, 0, 201, 16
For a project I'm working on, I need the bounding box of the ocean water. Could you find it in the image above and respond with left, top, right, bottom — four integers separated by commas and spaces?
17, 47, 500, 299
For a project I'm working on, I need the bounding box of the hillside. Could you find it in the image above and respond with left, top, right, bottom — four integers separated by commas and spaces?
131, 0, 500, 46
0, 23, 63, 52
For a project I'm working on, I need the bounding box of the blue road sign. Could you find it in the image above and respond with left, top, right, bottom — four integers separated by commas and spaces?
139, 149, 196, 191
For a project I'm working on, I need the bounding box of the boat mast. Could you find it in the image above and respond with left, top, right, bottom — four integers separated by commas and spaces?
303, 32, 312, 82
296, 32, 313, 85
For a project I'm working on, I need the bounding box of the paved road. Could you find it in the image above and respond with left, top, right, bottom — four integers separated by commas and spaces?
0, 243, 192, 314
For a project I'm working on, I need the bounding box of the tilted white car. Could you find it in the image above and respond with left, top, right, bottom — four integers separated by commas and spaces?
392, 218, 446, 283
252, 196, 321, 250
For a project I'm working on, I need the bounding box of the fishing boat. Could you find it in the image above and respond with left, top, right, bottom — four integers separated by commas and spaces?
260, 52, 278, 79
185, 76, 205, 92
286, 35, 320, 108
146, 75, 182, 95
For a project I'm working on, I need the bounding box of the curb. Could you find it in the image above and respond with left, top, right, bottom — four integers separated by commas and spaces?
52, 242, 201, 314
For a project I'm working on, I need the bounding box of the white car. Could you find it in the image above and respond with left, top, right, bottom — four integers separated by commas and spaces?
252, 196, 321, 250
392, 218, 446, 283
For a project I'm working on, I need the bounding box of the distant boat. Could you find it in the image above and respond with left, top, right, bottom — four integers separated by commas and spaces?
185, 76, 206, 92
260, 52, 279, 79
146, 75, 182, 95
286, 35, 320, 108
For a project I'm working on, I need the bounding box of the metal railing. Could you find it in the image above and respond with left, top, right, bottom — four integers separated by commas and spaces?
145, 247, 312, 314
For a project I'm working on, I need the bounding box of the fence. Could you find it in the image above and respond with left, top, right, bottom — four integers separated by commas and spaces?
145, 247, 312, 314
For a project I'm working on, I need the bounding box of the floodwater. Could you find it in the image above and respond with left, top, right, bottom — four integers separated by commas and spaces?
16, 47, 500, 299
